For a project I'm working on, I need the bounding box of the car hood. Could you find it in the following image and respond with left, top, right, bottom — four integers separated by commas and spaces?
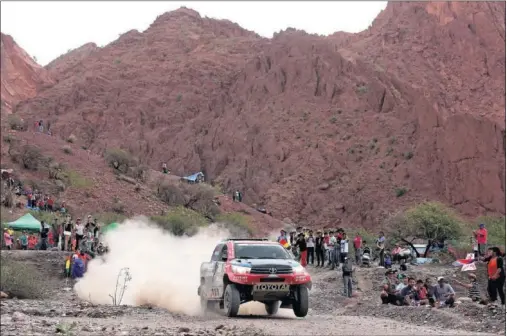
230, 259, 300, 267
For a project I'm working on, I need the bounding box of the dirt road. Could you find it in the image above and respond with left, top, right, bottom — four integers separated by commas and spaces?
0, 251, 504, 336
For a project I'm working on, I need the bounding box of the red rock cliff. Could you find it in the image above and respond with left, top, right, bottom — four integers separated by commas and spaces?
0, 33, 55, 113
9, 3, 506, 227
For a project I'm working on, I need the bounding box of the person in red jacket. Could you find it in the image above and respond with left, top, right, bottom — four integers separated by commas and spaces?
353, 233, 363, 264
474, 224, 488, 256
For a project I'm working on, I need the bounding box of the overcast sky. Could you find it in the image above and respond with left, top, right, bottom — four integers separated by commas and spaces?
1, 1, 387, 66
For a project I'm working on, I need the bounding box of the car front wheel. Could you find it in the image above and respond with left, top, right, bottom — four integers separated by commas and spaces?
223, 284, 241, 317
292, 285, 309, 317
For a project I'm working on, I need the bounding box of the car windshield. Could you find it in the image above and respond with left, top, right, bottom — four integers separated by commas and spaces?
233, 243, 291, 260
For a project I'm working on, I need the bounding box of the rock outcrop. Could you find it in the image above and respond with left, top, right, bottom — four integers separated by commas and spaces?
0, 33, 54, 113
5, 2, 506, 227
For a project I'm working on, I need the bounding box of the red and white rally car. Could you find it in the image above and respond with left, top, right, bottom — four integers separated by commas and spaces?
198, 238, 312, 317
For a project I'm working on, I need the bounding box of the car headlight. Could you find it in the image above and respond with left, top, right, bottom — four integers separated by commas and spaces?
292, 265, 307, 275
231, 265, 251, 274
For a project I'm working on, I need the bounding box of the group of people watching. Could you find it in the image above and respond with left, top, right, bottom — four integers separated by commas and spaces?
2, 214, 102, 254
380, 247, 505, 308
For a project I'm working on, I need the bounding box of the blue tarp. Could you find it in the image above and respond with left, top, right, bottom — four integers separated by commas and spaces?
182, 172, 204, 182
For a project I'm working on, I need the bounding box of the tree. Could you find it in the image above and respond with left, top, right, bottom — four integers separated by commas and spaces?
386, 202, 464, 257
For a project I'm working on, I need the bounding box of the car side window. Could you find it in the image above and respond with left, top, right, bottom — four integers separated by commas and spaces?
220, 244, 228, 261
211, 244, 223, 262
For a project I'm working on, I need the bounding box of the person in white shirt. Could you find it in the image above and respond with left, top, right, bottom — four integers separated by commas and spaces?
306, 230, 315, 265
75, 218, 85, 251
340, 233, 350, 263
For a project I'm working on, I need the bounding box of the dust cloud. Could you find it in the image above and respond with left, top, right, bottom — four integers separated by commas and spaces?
74, 217, 294, 317
74, 217, 228, 315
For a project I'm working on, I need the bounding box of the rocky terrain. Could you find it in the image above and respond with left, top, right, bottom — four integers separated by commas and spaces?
1, 2, 505, 227
0, 33, 54, 114
1, 250, 504, 336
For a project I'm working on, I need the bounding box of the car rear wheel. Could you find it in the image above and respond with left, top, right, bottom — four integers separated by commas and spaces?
265, 301, 279, 315
223, 284, 241, 317
292, 285, 309, 317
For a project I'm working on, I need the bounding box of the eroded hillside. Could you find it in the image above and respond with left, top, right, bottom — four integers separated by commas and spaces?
5, 3, 506, 227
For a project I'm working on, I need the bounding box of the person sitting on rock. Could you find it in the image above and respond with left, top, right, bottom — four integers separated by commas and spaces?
452, 273, 486, 304
415, 279, 429, 306
381, 269, 400, 305
434, 276, 455, 308
391, 243, 402, 263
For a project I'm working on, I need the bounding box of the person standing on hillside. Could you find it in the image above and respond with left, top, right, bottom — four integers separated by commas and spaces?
315, 231, 325, 267
353, 232, 363, 265
376, 231, 386, 267
340, 232, 350, 264
474, 224, 488, 256
3, 228, 13, 250
342, 257, 354, 298
39, 221, 49, 250
63, 218, 73, 251
75, 218, 85, 251
306, 230, 315, 266
162, 163, 168, 174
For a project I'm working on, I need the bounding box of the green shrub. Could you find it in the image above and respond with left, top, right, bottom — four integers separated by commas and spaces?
184, 183, 221, 220
105, 148, 136, 173
0, 256, 46, 299
216, 212, 253, 237
62, 170, 93, 189
20, 145, 45, 170
62, 145, 73, 155
151, 206, 208, 236
395, 187, 407, 197
157, 182, 187, 206
94, 212, 127, 225
7, 115, 25, 130
404, 151, 414, 160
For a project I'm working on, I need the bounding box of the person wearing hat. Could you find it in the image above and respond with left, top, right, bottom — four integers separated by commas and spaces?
434, 276, 455, 308
452, 273, 485, 304
380, 269, 399, 305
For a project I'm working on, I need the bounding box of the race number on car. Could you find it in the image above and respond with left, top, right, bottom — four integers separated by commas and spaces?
253, 283, 289, 291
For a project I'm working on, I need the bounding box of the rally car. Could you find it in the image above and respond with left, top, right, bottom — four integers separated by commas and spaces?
197, 238, 312, 318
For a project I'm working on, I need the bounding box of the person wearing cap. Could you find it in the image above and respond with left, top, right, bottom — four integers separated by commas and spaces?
434, 277, 455, 308
452, 273, 485, 304
473, 224, 488, 256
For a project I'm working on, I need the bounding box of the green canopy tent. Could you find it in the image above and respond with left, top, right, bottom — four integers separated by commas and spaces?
6, 213, 41, 232
101, 222, 120, 234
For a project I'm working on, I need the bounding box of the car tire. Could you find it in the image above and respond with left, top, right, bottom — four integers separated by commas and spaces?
265, 301, 279, 315
223, 284, 241, 317
292, 285, 309, 317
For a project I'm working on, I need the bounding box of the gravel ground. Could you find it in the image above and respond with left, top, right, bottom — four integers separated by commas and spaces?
0, 251, 503, 336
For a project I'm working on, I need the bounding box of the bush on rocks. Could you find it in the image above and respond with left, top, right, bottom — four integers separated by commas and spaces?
215, 212, 253, 237
151, 206, 208, 236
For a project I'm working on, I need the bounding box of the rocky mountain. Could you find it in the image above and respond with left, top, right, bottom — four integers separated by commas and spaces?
5, 2, 506, 227
0, 33, 54, 113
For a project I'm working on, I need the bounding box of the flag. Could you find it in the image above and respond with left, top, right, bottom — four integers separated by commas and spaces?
461, 263, 477, 272
279, 238, 290, 249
